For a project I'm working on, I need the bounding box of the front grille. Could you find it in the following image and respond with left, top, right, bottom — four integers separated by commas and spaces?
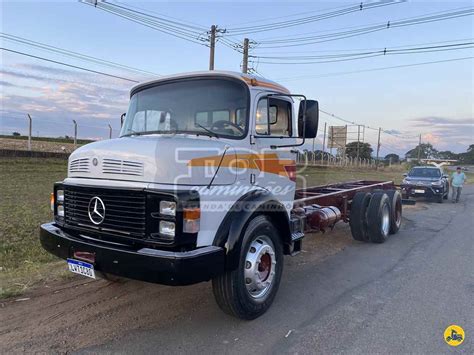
64, 186, 146, 239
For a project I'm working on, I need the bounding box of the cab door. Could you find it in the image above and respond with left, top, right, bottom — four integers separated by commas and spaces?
252, 94, 297, 209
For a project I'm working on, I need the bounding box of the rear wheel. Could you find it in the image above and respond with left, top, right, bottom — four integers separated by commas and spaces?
367, 191, 391, 243
349, 192, 372, 242
385, 190, 402, 234
212, 215, 283, 320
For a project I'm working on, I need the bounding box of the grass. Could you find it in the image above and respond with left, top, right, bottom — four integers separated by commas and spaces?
0, 158, 68, 298
297, 164, 406, 188
0, 157, 445, 298
0, 135, 93, 145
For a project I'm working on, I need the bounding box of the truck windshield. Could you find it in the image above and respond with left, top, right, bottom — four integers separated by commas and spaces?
408, 168, 441, 178
120, 78, 249, 139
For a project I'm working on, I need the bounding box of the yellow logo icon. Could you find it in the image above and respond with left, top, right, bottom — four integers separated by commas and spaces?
444, 325, 465, 347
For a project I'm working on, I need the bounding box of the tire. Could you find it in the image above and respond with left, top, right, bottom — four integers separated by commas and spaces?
212, 215, 283, 320
385, 190, 402, 234
366, 191, 391, 243
443, 186, 449, 199
349, 192, 372, 242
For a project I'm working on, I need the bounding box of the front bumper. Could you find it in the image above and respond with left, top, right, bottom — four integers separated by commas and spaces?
401, 185, 444, 197
40, 223, 225, 286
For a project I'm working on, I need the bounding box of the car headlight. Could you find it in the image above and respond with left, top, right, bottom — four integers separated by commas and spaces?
51, 188, 65, 218
402, 179, 409, 184
159, 220, 175, 238
159, 200, 176, 216
431, 181, 443, 187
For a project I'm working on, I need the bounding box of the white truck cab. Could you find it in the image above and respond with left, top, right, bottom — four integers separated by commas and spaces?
41, 71, 322, 319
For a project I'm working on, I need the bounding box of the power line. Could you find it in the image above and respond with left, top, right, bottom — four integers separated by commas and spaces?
276, 56, 474, 81
225, 0, 404, 35
253, 7, 474, 48
249, 42, 474, 64
81, 0, 210, 47
253, 37, 474, 55
1, 47, 140, 83
250, 41, 474, 60
0, 33, 160, 77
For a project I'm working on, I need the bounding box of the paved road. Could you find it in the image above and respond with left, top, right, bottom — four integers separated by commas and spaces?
80, 186, 473, 354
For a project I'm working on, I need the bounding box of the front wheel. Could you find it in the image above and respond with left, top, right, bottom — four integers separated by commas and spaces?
212, 215, 283, 320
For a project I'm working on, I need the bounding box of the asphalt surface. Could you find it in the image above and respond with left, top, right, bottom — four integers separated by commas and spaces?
79, 185, 474, 354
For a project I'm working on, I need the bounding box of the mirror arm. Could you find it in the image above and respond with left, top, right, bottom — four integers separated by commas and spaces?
266, 93, 307, 149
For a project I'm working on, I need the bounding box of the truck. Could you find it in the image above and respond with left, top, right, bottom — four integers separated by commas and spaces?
41, 71, 402, 319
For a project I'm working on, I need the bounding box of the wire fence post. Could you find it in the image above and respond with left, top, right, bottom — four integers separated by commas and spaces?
73, 120, 77, 148
27, 114, 32, 151
108, 124, 112, 139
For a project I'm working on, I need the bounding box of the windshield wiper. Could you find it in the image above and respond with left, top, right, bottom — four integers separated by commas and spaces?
195, 123, 219, 139
122, 129, 177, 137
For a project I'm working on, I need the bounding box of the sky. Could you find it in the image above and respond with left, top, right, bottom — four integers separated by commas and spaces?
1, 0, 473, 157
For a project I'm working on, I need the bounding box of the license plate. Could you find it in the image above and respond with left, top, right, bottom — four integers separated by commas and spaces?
67, 258, 96, 279
414, 189, 425, 194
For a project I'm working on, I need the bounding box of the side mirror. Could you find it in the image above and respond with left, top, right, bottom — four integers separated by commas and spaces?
120, 112, 126, 127
403, 173, 408, 177
442, 174, 449, 178
298, 100, 319, 138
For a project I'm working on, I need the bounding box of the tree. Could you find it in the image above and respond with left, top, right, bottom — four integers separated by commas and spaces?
345, 142, 373, 160
459, 144, 474, 164
12, 132, 21, 136
384, 153, 399, 163
437, 150, 458, 160
405, 143, 438, 160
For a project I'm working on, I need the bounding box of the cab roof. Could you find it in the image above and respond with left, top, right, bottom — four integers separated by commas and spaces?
130, 71, 291, 96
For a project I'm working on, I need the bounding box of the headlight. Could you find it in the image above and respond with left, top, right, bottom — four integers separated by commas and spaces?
159, 221, 175, 237
431, 181, 443, 187
159, 200, 176, 216
57, 205, 65, 217
402, 179, 409, 184
57, 189, 64, 202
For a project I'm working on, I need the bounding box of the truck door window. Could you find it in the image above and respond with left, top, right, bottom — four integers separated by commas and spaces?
256, 98, 269, 135
255, 97, 292, 136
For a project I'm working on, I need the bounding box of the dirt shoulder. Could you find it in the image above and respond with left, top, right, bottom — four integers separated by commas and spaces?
0, 221, 358, 353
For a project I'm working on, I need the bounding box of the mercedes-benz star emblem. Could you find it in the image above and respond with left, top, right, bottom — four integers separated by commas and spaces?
88, 196, 106, 225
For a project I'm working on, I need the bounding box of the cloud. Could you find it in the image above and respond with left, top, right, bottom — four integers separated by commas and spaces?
407, 116, 474, 153
0, 61, 140, 138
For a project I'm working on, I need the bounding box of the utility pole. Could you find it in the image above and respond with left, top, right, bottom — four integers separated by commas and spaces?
242, 38, 249, 74
376, 127, 381, 170
209, 25, 216, 70
417, 134, 422, 161
108, 124, 112, 139
321, 122, 327, 165
73, 120, 77, 148
27, 114, 32, 151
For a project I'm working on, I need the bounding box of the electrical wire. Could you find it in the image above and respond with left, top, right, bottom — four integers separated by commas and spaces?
249, 42, 474, 64
225, 0, 404, 35
1, 47, 140, 83
275, 56, 474, 81
253, 7, 474, 48
0, 33, 160, 77
80, 0, 210, 47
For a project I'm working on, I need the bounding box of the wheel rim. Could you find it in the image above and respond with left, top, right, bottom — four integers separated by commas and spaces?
244, 235, 276, 299
381, 204, 390, 236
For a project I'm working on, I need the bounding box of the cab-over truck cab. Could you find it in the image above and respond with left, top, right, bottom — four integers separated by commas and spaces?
41, 71, 319, 319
